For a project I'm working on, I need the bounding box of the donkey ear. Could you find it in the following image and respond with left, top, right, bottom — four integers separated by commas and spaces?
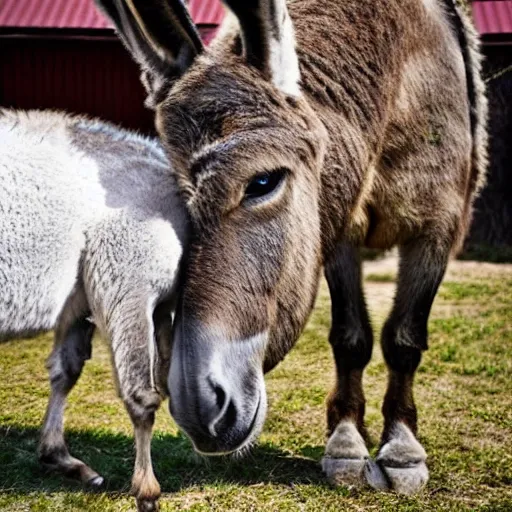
95, 0, 203, 108
223, 0, 301, 97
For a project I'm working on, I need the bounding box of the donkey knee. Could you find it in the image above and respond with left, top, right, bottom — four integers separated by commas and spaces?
123, 388, 162, 424
47, 318, 93, 391
46, 350, 81, 393
330, 324, 373, 370
330, 323, 372, 391
381, 319, 426, 374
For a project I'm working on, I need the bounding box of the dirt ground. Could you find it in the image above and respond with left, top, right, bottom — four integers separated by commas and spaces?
362, 252, 512, 322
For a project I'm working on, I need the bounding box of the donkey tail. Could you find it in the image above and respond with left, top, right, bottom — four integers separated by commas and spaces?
445, 1, 489, 226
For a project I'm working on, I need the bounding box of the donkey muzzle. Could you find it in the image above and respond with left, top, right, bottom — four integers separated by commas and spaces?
168, 319, 267, 454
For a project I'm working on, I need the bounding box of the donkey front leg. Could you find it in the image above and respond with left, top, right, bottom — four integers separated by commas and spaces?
377, 236, 449, 494
39, 316, 103, 487
321, 244, 384, 488
109, 305, 163, 512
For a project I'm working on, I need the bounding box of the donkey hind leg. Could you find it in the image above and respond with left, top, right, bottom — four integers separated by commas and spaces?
110, 304, 163, 512
321, 243, 386, 489
38, 317, 103, 487
377, 237, 449, 494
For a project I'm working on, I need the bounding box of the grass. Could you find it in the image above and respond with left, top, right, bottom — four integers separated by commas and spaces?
1, 270, 511, 511
365, 272, 396, 283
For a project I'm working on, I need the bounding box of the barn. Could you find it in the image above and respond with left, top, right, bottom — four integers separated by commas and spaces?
0, 0, 510, 254
468, 0, 512, 255
0, 0, 224, 133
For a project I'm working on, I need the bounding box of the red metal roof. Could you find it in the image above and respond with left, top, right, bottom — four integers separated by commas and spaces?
190, 0, 225, 26
4, 0, 508, 38
0, 0, 224, 29
472, 0, 512, 36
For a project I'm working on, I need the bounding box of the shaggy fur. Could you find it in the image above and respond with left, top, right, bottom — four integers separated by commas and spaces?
0, 109, 187, 510
97, 0, 488, 505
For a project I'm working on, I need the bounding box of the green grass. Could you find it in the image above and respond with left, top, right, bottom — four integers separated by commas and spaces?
365, 272, 396, 283
1, 273, 511, 511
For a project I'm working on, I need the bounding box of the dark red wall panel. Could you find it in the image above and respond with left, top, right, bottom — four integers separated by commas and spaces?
0, 36, 155, 133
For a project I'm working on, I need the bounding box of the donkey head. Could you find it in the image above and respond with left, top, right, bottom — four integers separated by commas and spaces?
97, 0, 327, 454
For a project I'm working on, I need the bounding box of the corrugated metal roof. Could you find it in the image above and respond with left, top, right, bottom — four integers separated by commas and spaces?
0, 0, 110, 29
191, 0, 225, 26
0, 0, 224, 29
472, 1, 512, 36
2, 0, 511, 38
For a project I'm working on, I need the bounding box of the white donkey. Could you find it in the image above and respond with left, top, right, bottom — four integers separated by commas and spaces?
0, 109, 186, 510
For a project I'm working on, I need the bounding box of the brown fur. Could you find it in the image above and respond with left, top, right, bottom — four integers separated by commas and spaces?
146, 0, 486, 357
98, 0, 487, 495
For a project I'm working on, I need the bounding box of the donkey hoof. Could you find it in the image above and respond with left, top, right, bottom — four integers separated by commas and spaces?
86, 475, 105, 490
137, 498, 160, 512
376, 422, 428, 494
322, 420, 370, 488
379, 461, 429, 494
364, 458, 389, 490
322, 456, 367, 487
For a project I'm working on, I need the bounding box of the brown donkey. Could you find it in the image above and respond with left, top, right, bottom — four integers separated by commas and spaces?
97, 0, 487, 507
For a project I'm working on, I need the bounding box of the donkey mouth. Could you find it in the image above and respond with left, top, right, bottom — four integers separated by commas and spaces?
192, 396, 264, 456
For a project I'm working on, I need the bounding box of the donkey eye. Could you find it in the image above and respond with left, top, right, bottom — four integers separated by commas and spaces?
244, 169, 287, 202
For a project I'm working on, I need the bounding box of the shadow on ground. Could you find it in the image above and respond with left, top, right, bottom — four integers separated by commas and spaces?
0, 425, 327, 496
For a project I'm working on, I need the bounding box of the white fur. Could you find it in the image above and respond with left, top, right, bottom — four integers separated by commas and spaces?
0, 110, 187, 388
268, 0, 301, 97
377, 422, 427, 465
324, 420, 369, 460
168, 323, 268, 456
422, 0, 439, 14
220, 2, 301, 97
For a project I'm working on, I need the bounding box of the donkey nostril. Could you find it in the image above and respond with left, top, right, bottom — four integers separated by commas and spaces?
213, 384, 226, 411
207, 380, 238, 438
224, 399, 237, 430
